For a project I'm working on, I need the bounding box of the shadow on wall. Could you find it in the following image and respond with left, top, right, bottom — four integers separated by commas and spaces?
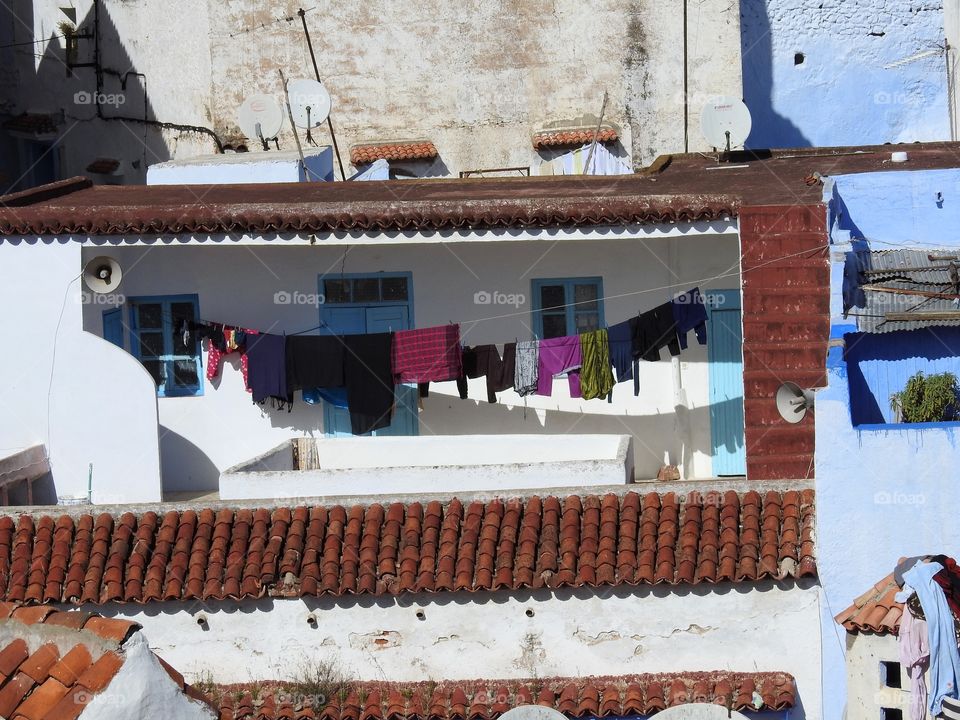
1, 0, 171, 192
159, 426, 222, 495
739, 0, 811, 150
845, 327, 960, 425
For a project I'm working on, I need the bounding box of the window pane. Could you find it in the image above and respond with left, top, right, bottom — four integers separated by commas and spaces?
136, 303, 162, 329
542, 313, 567, 339
353, 278, 379, 303
139, 332, 164, 358
171, 303, 196, 355
574, 283, 599, 311
323, 279, 350, 303
172, 359, 199, 388
575, 312, 600, 333
142, 359, 163, 387
381, 277, 408, 302
540, 285, 566, 311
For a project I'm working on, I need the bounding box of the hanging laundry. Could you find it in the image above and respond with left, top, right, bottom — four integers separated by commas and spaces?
537, 336, 582, 398
456, 344, 517, 403
515, 340, 540, 397
344, 332, 395, 435
579, 329, 615, 400
671, 287, 708, 350
391, 324, 462, 383
633, 302, 681, 361
549, 143, 633, 176
202, 326, 256, 393
606, 318, 640, 396
899, 602, 930, 720
903, 560, 960, 716
245, 334, 292, 408
303, 387, 348, 408
931, 554, 960, 620
285, 335, 346, 393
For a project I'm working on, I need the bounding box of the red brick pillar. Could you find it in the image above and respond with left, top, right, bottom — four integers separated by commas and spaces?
739, 204, 830, 481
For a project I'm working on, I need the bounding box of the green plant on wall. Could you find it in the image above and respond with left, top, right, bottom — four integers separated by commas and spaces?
890, 371, 960, 423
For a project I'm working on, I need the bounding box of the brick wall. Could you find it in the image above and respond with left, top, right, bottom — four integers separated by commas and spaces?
739, 204, 830, 481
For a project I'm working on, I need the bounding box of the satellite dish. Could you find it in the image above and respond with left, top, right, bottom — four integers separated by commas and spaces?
657, 705, 750, 720
701, 97, 752, 151
287, 79, 331, 129
776, 381, 815, 424
500, 707, 567, 720
237, 94, 284, 144
82, 256, 122, 294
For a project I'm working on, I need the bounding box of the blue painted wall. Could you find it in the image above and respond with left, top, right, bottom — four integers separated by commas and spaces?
846, 327, 960, 425
741, 1, 950, 149
817, 167, 960, 720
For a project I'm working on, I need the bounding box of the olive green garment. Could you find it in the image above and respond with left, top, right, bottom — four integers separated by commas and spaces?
579, 329, 615, 400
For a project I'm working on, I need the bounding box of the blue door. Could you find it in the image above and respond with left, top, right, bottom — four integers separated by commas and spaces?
319, 274, 419, 437
707, 289, 746, 476
103, 308, 124, 348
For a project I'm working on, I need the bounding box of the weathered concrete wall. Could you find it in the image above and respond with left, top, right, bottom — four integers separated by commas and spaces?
845, 633, 915, 720
209, 0, 742, 172
82, 583, 822, 719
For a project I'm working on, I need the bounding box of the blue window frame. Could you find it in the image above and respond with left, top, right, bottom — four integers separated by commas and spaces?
127, 294, 202, 397
531, 277, 604, 339
317, 271, 414, 333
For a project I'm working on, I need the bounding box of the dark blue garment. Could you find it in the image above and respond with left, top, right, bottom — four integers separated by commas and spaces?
671, 287, 708, 350
246, 333, 292, 407
302, 387, 348, 408
607, 319, 635, 382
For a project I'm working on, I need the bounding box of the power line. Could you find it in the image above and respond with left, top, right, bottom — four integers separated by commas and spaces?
0, 33, 67, 50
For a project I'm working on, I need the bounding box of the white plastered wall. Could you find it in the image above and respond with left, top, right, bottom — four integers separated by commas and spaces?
0, 238, 161, 503
84, 582, 821, 719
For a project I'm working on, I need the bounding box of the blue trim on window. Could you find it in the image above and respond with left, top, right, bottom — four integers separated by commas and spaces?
530, 277, 605, 339
127, 294, 203, 398
102, 308, 124, 349
317, 271, 415, 330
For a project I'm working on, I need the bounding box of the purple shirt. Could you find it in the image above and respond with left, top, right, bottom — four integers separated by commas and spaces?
536, 336, 582, 398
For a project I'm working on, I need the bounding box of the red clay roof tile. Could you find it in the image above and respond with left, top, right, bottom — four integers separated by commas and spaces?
48, 645, 93, 686
0, 491, 815, 606
835, 572, 902, 635
75, 651, 123, 692
0, 638, 29, 678
214, 674, 796, 719
350, 141, 438, 165
15, 676, 70, 720
0, 672, 36, 717
19, 643, 59, 683
532, 127, 619, 150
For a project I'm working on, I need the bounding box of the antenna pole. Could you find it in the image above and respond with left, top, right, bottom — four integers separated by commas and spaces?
299, 8, 346, 180
582, 90, 608, 175
279, 69, 320, 182
682, 0, 689, 153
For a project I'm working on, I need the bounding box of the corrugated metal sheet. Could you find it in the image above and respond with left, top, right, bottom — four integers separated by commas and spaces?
849, 249, 960, 333
856, 248, 960, 284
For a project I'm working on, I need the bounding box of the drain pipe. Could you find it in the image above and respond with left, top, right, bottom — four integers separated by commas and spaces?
87, 462, 92, 504
682, 0, 689, 153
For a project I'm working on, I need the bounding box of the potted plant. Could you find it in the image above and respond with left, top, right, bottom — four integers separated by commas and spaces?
890, 371, 960, 423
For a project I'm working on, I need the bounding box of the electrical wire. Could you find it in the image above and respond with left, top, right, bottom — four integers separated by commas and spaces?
0, 33, 67, 50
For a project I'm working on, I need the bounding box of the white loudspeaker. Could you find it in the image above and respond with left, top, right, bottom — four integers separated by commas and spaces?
776, 381, 815, 424
82, 256, 122, 294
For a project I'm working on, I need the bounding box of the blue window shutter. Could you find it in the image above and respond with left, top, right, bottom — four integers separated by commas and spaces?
103, 309, 123, 348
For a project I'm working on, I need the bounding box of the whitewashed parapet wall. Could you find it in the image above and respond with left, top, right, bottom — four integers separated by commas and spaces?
84, 583, 822, 719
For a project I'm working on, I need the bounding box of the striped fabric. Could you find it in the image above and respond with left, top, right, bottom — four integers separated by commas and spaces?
941, 696, 960, 719
391, 324, 462, 383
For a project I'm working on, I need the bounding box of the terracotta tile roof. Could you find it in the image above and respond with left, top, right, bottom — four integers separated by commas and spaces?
3, 143, 959, 236
350, 141, 438, 165
2, 113, 58, 136
532, 127, 619, 150
835, 572, 902, 635
0, 490, 815, 606
0, 604, 140, 719
213, 673, 797, 719
84, 158, 121, 175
